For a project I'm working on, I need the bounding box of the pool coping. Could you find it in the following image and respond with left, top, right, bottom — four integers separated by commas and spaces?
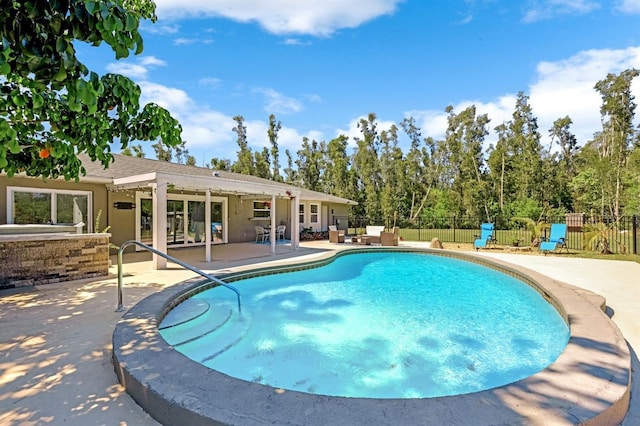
112, 248, 631, 426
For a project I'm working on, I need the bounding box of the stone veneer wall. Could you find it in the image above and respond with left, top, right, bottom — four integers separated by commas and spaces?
0, 233, 110, 288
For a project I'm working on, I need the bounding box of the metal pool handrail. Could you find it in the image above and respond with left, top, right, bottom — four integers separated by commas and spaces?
116, 240, 242, 314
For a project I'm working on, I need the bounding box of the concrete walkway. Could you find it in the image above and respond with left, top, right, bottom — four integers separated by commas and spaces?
0, 242, 637, 425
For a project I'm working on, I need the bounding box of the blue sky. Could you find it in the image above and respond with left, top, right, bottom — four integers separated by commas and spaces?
77, 0, 640, 166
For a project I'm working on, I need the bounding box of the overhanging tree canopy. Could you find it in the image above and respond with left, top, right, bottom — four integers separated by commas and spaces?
0, 0, 182, 180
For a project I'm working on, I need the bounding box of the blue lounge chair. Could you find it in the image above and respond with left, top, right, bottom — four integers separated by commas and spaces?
539, 223, 569, 254
474, 223, 497, 251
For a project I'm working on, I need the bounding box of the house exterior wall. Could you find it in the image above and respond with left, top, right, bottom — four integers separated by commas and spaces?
1, 176, 354, 248
227, 196, 293, 242
108, 190, 137, 249
326, 203, 350, 230
0, 175, 108, 229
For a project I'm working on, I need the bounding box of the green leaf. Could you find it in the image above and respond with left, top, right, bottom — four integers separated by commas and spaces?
32, 93, 45, 108
125, 14, 138, 31
8, 138, 21, 154
56, 37, 67, 53
134, 33, 144, 55
11, 93, 26, 107
85, 1, 97, 14
53, 66, 67, 82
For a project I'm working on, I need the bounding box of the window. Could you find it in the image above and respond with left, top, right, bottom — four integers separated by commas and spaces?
253, 201, 271, 218
299, 204, 305, 224
8, 187, 92, 231
310, 203, 319, 224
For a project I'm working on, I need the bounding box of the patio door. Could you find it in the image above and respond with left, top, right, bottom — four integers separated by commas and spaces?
167, 200, 185, 245
136, 192, 228, 249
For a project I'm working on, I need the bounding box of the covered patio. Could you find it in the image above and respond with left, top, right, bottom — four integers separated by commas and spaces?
112, 171, 303, 269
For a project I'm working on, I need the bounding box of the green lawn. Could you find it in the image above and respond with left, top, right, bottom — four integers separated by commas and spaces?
348, 226, 640, 263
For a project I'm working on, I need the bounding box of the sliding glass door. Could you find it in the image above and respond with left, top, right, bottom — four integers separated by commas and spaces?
136, 193, 227, 248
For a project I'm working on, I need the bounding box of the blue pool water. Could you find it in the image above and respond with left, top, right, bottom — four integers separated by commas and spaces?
159, 252, 569, 398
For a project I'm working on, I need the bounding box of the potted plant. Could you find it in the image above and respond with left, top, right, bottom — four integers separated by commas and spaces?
511, 216, 548, 248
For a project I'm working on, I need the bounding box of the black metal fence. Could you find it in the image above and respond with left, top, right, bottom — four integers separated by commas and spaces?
347, 215, 639, 255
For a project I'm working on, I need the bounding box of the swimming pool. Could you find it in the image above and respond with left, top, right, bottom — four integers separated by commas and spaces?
159, 251, 569, 398
113, 247, 630, 425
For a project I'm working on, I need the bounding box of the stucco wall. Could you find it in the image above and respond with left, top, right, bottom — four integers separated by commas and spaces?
107, 190, 137, 249
227, 196, 293, 243
0, 175, 108, 230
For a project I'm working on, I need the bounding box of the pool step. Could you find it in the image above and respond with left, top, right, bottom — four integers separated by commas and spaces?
160, 302, 233, 347
176, 313, 253, 363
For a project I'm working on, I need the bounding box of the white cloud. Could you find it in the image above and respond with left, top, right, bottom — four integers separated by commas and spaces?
523, 0, 600, 23
174, 38, 197, 45
140, 22, 180, 34
105, 62, 149, 79
173, 38, 214, 45
529, 46, 640, 144
283, 38, 312, 46
138, 81, 193, 112
407, 46, 640, 151
199, 77, 222, 87
106, 56, 166, 79
139, 56, 167, 67
127, 46, 639, 163
152, 0, 404, 36
132, 80, 321, 160
616, 0, 640, 13
252, 88, 304, 115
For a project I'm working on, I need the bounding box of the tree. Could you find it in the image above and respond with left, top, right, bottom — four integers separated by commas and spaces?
487, 93, 544, 216
230, 115, 254, 175
352, 113, 382, 221
508, 92, 544, 202
323, 135, 351, 199
185, 155, 197, 166
152, 141, 172, 161
283, 149, 298, 184
379, 125, 404, 222
1, 0, 182, 180
296, 137, 323, 191
442, 105, 491, 219
593, 68, 639, 218
548, 116, 578, 210
254, 147, 271, 179
400, 117, 442, 221
174, 140, 189, 164
210, 157, 231, 170
267, 114, 282, 182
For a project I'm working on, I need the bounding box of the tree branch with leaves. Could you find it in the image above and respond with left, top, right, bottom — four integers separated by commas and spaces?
0, 0, 182, 180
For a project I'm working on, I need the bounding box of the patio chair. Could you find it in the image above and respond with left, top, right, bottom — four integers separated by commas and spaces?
328, 225, 345, 243
539, 223, 569, 255
276, 225, 286, 241
380, 226, 400, 246
474, 223, 497, 251
255, 226, 269, 243
362, 225, 385, 245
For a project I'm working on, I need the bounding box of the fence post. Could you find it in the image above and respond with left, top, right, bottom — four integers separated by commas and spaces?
633, 216, 638, 255
452, 215, 456, 242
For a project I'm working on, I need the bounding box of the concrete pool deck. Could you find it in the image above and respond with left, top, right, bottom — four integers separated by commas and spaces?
0, 241, 638, 425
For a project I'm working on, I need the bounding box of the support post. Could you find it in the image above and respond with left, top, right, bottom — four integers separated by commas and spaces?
293, 195, 300, 250
151, 182, 167, 270
270, 194, 276, 254
205, 189, 211, 262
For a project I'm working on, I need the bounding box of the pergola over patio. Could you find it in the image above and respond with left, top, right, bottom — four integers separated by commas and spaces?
112, 171, 302, 269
